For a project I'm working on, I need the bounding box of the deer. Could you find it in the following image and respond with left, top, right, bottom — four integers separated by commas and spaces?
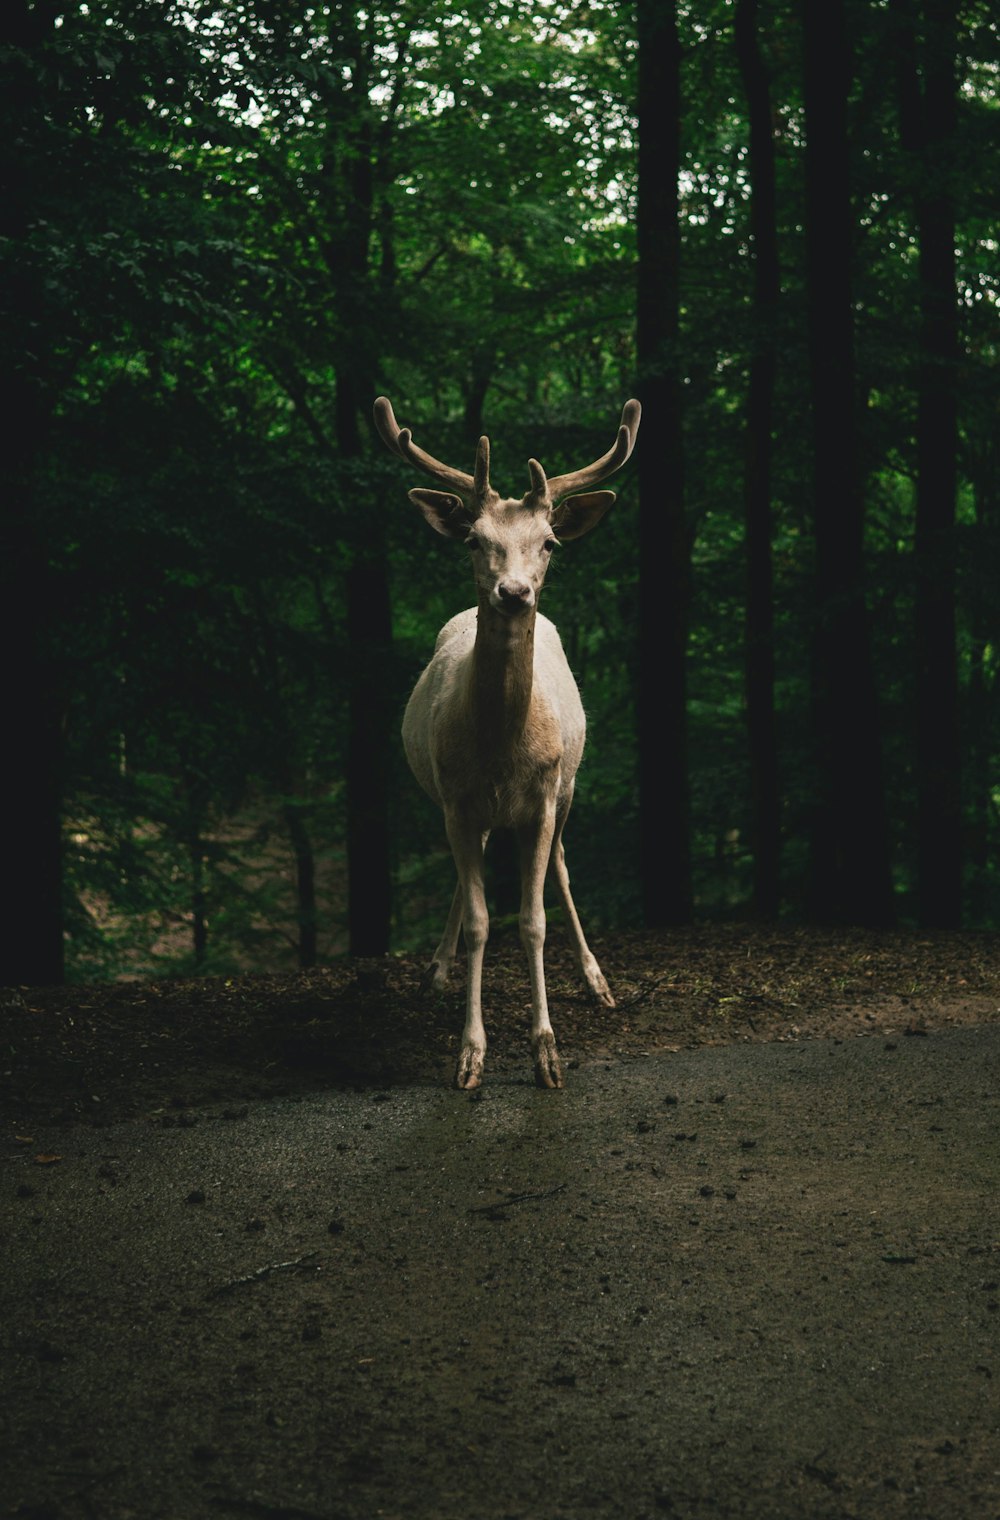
374, 395, 641, 1090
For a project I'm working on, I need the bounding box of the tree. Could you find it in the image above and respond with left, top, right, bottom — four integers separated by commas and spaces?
8, 0, 1000, 980
802, 0, 894, 925
0, 0, 230, 981
636, 0, 692, 925
894, 0, 962, 926
734, 0, 781, 917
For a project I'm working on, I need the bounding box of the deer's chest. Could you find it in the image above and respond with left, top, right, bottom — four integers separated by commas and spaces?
432, 686, 564, 827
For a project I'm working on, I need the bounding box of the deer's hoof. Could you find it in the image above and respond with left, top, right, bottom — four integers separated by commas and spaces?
583, 960, 615, 1008
455, 1044, 485, 1089
533, 1033, 564, 1090
420, 960, 450, 996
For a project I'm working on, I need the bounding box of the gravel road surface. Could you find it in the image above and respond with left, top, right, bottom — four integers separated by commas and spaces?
4, 1025, 999, 1520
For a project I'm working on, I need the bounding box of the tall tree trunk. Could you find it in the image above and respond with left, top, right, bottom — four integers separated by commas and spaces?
325, 22, 394, 958
2, 504, 65, 985
636, 0, 692, 925
914, 0, 961, 926
802, 0, 895, 925
734, 0, 781, 919
0, 0, 64, 984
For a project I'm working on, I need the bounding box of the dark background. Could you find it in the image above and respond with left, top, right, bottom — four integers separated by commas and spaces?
3, 0, 998, 986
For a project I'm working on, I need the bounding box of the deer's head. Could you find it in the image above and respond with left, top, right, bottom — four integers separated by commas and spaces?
374, 397, 641, 618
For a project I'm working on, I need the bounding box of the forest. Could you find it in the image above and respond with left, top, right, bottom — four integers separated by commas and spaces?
2, 0, 998, 987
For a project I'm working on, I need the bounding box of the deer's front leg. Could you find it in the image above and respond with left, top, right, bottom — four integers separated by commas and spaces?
445, 811, 489, 1089
518, 802, 562, 1089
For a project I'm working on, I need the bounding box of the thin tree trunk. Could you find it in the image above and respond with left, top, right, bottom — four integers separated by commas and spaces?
802, 0, 894, 925
266, 349, 393, 961
965, 433, 997, 921
463, 355, 492, 442
636, 0, 692, 925
187, 836, 207, 967
283, 801, 318, 968
247, 586, 320, 970
734, 0, 780, 919
966, 616, 989, 924
340, 375, 394, 958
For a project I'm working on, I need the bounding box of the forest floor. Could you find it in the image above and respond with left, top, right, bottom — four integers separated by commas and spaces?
3, 924, 1000, 1520
3, 922, 1000, 1126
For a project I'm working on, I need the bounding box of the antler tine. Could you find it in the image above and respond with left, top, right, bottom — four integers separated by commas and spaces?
474, 436, 490, 498
373, 396, 477, 498
540, 399, 642, 504
526, 458, 548, 501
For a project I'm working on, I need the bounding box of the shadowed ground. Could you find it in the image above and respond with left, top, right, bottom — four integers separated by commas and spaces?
2, 927, 999, 1518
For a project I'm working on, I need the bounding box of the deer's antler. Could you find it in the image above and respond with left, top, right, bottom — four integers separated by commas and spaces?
527, 399, 641, 505
374, 396, 490, 501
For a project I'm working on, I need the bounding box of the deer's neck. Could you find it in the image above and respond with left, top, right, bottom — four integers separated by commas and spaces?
470, 597, 536, 753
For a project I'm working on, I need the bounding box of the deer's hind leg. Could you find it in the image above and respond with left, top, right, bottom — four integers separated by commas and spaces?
548, 810, 615, 1008
421, 830, 490, 995
421, 882, 463, 994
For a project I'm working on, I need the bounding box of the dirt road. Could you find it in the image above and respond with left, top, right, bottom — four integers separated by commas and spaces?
4, 1023, 999, 1520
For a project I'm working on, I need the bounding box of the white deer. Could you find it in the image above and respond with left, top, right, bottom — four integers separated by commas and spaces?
375, 396, 641, 1089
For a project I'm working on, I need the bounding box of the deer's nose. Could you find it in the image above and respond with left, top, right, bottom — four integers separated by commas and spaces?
498, 580, 532, 607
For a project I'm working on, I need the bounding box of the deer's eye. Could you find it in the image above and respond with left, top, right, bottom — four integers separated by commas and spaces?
466, 533, 482, 551
543, 538, 558, 553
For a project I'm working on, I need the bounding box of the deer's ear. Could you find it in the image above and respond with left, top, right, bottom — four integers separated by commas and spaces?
548, 490, 616, 541
408, 489, 476, 539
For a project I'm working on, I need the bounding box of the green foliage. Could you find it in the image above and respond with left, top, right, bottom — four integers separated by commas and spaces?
4, 0, 1000, 977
